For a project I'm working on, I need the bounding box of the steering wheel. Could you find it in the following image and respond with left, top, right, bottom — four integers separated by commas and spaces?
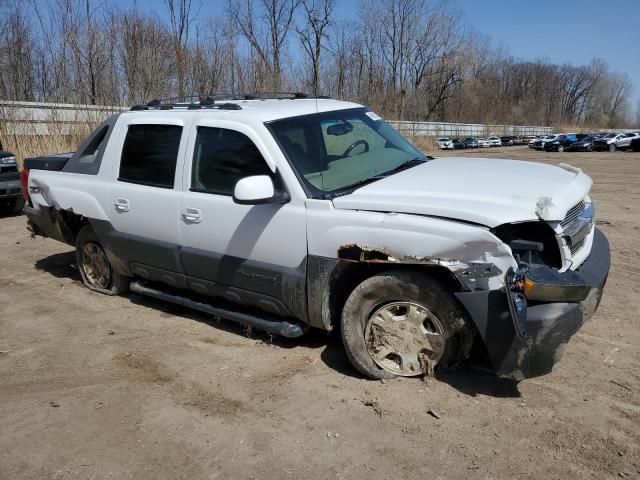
342, 139, 369, 157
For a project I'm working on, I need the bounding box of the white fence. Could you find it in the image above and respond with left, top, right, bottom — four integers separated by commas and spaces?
388, 120, 553, 137
0, 100, 126, 135
0, 100, 553, 137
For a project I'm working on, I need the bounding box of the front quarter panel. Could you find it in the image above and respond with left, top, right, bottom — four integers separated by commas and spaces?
306, 199, 517, 290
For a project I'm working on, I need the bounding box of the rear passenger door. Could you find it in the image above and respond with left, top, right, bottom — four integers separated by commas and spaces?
105, 116, 191, 285
178, 119, 308, 319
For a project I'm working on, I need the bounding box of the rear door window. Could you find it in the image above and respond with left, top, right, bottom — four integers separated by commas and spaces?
119, 124, 183, 188
191, 127, 271, 195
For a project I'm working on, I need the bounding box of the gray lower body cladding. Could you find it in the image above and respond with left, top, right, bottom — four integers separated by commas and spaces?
455, 228, 610, 380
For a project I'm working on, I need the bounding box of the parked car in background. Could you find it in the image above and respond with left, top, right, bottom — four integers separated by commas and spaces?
477, 138, 490, 148
531, 134, 559, 150
463, 137, 479, 148
500, 136, 514, 146
437, 137, 454, 150
566, 135, 599, 152
617, 132, 640, 149
523, 136, 537, 144
544, 134, 588, 152
487, 136, 502, 147
0, 150, 24, 214
511, 136, 524, 145
592, 132, 632, 152
451, 138, 466, 149
630, 137, 640, 152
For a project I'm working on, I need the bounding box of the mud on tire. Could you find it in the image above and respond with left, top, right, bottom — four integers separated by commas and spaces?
340, 270, 474, 380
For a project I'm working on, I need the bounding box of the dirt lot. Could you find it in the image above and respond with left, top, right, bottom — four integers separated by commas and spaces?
1, 147, 639, 479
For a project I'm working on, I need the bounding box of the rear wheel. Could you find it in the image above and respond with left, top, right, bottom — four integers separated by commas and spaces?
586, 145, 593, 152
76, 225, 129, 295
340, 270, 474, 379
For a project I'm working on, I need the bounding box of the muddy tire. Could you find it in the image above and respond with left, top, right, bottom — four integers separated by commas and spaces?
340, 270, 474, 380
76, 225, 129, 295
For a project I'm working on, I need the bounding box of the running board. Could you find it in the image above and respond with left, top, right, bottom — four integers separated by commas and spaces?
129, 281, 305, 338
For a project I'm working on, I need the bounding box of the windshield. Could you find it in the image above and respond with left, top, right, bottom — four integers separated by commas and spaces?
545, 135, 556, 139
603, 133, 616, 138
268, 108, 426, 196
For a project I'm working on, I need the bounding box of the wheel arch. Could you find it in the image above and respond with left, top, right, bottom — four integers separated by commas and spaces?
307, 256, 464, 332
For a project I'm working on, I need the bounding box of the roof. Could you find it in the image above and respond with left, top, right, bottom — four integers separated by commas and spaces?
122, 98, 364, 124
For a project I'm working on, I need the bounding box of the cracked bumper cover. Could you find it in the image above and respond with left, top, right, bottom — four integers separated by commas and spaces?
455, 228, 610, 380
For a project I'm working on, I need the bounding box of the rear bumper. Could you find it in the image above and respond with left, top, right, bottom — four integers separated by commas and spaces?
455, 228, 610, 380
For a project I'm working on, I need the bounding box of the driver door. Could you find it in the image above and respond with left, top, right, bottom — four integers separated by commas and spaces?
178, 118, 308, 319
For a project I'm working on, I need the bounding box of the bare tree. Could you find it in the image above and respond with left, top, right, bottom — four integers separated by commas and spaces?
165, 0, 197, 98
295, 0, 333, 95
228, 0, 298, 90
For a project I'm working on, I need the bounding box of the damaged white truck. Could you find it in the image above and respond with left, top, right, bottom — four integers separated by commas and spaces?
22, 94, 610, 381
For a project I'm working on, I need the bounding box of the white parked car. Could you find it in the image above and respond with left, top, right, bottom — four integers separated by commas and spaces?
592, 132, 640, 151
22, 95, 610, 381
437, 137, 454, 149
487, 136, 502, 147
477, 138, 490, 148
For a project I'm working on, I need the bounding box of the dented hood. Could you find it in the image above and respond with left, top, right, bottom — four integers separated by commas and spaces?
332, 157, 592, 227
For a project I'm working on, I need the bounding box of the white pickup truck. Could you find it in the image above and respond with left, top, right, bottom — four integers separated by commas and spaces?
23, 95, 610, 381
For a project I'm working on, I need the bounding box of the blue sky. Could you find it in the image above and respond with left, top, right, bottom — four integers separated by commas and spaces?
129, 0, 639, 109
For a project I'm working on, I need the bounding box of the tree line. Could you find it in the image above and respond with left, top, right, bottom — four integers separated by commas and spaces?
0, 0, 636, 128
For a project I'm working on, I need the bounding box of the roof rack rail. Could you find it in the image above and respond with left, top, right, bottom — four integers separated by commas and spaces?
129, 92, 330, 111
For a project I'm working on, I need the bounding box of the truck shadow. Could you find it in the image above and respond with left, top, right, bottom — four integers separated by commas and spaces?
34, 250, 521, 397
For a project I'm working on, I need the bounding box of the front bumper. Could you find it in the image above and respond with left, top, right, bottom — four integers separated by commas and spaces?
455, 228, 610, 380
0, 178, 22, 199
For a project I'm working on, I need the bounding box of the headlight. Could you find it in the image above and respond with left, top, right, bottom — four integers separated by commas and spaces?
1, 156, 16, 164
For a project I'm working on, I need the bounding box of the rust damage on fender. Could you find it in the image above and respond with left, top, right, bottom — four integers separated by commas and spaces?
337, 243, 454, 266
337, 243, 400, 263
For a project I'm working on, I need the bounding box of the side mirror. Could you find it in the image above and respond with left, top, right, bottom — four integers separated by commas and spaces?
233, 175, 289, 205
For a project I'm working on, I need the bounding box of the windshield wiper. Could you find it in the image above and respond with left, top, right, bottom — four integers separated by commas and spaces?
377, 156, 429, 178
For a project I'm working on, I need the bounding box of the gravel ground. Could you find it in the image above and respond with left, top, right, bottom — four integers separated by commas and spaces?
1, 146, 639, 479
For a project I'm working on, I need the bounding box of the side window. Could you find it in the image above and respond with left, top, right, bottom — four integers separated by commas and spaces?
191, 127, 271, 195
119, 124, 183, 188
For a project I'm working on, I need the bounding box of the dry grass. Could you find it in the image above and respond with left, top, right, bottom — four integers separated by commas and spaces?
0, 133, 88, 167
0, 105, 116, 167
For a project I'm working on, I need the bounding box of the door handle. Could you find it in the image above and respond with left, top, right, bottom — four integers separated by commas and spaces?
114, 198, 130, 212
181, 207, 201, 224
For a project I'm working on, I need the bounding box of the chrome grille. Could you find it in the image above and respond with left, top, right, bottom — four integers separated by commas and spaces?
569, 237, 586, 255
561, 201, 586, 228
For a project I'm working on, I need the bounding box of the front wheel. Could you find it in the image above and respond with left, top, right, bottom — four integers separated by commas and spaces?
558, 145, 565, 152
609, 143, 617, 152
586, 145, 593, 152
76, 225, 129, 295
340, 271, 474, 379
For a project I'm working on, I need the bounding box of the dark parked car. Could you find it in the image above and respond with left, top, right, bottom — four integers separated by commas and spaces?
500, 136, 514, 146
544, 134, 588, 152
0, 150, 24, 214
451, 138, 466, 149
463, 137, 479, 148
566, 135, 599, 152
630, 137, 640, 152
